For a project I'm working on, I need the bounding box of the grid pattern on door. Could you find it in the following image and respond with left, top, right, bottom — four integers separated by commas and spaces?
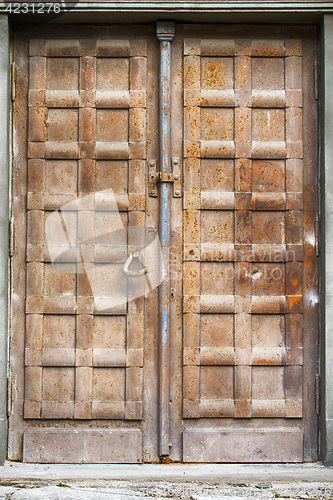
24, 38, 148, 420
182, 38, 304, 420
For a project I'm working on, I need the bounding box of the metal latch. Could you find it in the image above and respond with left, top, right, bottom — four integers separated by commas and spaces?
148, 158, 182, 198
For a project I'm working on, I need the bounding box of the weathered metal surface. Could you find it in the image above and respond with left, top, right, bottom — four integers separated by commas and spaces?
10, 24, 318, 464
156, 21, 175, 458
10, 26, 155, 463
182, 28, 318, 461
183, 429, 303, 463
23, 429, 142, 463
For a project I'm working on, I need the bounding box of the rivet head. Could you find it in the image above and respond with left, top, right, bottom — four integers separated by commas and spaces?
173, 159, 179, 165
175, 190, 180, 196
174, 174, 179, 180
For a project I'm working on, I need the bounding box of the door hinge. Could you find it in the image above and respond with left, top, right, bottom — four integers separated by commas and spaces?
148, 158, 182, 197
316, 373, 320, 416
11, 62, 16, 102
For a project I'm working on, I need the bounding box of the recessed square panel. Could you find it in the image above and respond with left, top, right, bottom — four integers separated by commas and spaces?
252, 58, 285, 90
201, 160, 234, 192
47, 109, 78, 142
201, 263, 234, 295
252, 366, 284, 400
201, 109, 234, 141
95, 161, 128, 193
201, 314, 234, 347
251, 263, 285, 296
43, 315, 75, 348
252, 315, 285, 347
46, 58, 79, 90
96, 109, 128, 142
252, 212, 285, 244
201, 57, 234, 90
93, 368, 125, 401
252, 109, 285, 141
45, 160, 77, 194
200, 366, 234, 399
201, 211, 234, 244
97, 58, 129, 90
252, 160, 285, 193
44, 263, 76, 296
42, 367, 74, 401
93, 316, 126, 349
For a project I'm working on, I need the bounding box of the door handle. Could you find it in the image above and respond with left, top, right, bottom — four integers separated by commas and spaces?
122, 250, 148, 277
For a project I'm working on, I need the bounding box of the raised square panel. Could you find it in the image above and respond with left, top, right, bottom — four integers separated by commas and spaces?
201, 57, 234, 89
252, 58, 285, 90
46, 58, 79, 90
93, 316, 126, 349
42, 367, 74, 401
200, 366, 234, 399
92, 264, 127, 297
47, 109, 78, 142
95, 161, 128, 192
252, 366, 284, 400
201, 314, 234, 347
252, 212, 285, 244
201, 109, 234, 141
43, 315, 75, 348
252, 315, 285, 347
45, 210, 77, 247
201, 211, 234, 244
201, 263, 234, 295
251, 263, 285, 296
94, 212, 127, 244
252, 109, 285, 141
92, 368, 125, 401
97, 58, 129, 90
252, 160, 285, 192
45, 160, 77, 194
44, 263, 76, 296
201, 160, 234, 192
96, 109, 128, 142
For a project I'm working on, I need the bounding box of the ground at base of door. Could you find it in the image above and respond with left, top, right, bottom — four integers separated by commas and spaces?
1, 464, 333, 499
1, 482, 333, 499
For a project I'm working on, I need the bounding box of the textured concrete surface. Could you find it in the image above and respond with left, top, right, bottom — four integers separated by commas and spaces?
0, 482, 333, 499
0, 464, 333, 498
322, 14, 333, 466
1, 462, 333, 482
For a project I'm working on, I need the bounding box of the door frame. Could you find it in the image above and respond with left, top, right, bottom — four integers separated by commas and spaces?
0, 12, 332, 464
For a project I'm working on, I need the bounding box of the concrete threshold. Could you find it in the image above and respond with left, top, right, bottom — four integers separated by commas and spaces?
0, 462, 332, 483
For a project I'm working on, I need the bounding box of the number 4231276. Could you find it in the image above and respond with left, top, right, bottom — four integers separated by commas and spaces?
6, 3, 62, 13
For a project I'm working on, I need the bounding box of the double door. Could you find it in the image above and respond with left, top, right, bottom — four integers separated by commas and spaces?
9, 23, 319, 463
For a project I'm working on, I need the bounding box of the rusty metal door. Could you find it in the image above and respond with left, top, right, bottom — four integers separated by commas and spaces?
9, 23, 319, 463
10, 25, 162, 463
177, 26, 319, 462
